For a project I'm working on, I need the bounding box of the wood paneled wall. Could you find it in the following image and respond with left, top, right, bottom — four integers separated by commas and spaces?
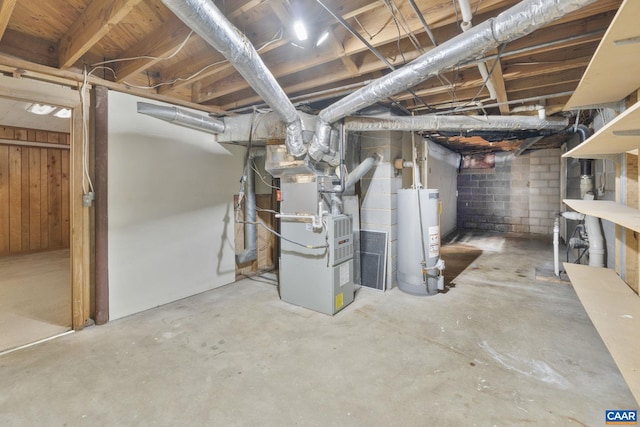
0, 126, 70, 255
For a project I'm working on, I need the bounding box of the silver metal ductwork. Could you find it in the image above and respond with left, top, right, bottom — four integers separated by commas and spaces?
236, 158, 257, 265
161, 0, 306, 158
309, 0, 597, 161
137, 102, 225, 134
344, 153, 383, 191
343, 115, 568, 133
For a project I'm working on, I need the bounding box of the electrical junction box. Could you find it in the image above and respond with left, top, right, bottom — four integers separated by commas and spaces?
279, 214, 354, 315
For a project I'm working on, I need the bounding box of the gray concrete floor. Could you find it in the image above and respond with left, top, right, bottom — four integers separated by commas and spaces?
0, 249, 71, 352
1, 232, 637, 426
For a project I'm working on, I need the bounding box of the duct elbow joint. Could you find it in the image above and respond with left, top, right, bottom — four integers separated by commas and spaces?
285, 120, 307, 158
309, 121, 333, 162
236, 248, 257, 264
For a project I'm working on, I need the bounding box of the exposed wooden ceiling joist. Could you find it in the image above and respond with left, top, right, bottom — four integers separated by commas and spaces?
58, 0, 143, 69
0, 0, 17, 41
0, 0, 626, 153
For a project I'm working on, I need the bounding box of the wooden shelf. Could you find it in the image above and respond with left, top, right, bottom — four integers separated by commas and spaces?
563, 101, 640, 159
563, 199, 640, 233
563, 263, 640, 404
565, 0, 640, 110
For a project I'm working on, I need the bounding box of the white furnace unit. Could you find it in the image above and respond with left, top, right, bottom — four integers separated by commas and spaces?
279, 214, 355, 315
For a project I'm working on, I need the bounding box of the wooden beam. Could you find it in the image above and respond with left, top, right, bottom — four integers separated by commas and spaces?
192, 7, 506, 103
485, 52, 509, 114
0, 53, 227, 115
326, 33, 360, 76
227, 0, 266, 20
0, 29, 59, 68
164, 0, 391, 96
113, 18, 191, 82
59, 0, 143, 69
93, 85, 109, 325
506, 68, 585, 93
118, 0, 270, 86
267, 0, 290, 26
0, 0, 17, 41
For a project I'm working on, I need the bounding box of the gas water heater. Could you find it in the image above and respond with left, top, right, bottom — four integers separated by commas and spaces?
397, 188, 445, 295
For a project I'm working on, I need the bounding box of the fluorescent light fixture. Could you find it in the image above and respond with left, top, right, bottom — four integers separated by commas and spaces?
293, 20, 307, 41
54, 108, 71, 119
316, 30, 330, 47
26, 103, 56, 115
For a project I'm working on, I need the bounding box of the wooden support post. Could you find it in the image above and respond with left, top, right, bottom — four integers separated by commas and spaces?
94, 86, 109, 324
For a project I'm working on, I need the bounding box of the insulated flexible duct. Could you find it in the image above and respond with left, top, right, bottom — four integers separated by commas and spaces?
343, 115, 568, 132
236, 160, 257, 264
161, 0, 306, 158
344, 153, 383, 191
308, 0, 597, 161
137, 102, 225, 134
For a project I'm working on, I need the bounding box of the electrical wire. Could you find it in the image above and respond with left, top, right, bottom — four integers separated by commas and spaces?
452, 43, 506, 112
452, 0, 460, 32
256, 207, 279, 214
237, 220, 329, 250
353, 15, 387, 40
122, 60, 228, 89
387, 3, 408, 64
80, 67, 96, 195
119, 26, 283, 90
474, 0, 483, 15
386, 0, 424, 55
251, 161, 280, 190
91, 31, 195, 67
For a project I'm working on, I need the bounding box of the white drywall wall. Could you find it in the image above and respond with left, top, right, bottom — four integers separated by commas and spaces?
426, 139, 459, 237
108, 91, 244, 320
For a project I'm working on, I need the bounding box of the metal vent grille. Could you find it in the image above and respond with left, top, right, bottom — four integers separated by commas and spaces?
360, 230, 387, 291
332, 216, 353, 265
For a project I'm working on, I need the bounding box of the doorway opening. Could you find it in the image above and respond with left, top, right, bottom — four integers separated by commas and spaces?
0, 96, 72, 352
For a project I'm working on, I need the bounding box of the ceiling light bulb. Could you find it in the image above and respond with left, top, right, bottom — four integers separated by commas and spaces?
27, 103, 56, 115
54, 108, 71, 119
293, 20, 307, 41
316, 30, 330, 47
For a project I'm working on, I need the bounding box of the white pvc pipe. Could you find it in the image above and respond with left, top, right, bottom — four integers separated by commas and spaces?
458, 0, 497, 100
584, 215, 605, 267
457, 0, 474, 30
560, 210, 604, 268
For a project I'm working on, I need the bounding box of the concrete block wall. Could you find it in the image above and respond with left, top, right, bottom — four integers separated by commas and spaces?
457, 149, 561, 235
359, 131, 404, 289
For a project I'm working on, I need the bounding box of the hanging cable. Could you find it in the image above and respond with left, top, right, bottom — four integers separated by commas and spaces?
91, 31, 195, 67
80, 67, 96, 196
251, 160, 280, 190
407, 0, 438, 46
234, 220, 329, 250
315, 0, 434, 112
116, 26, 282, 90
452, 43, 506, 112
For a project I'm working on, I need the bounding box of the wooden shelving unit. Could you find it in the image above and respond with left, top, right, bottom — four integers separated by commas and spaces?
563, 101, 640, 159
563, 264, 640, 404
565, 0, 640, 110
561, 0, 640, 405
563, 199, 640, 233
